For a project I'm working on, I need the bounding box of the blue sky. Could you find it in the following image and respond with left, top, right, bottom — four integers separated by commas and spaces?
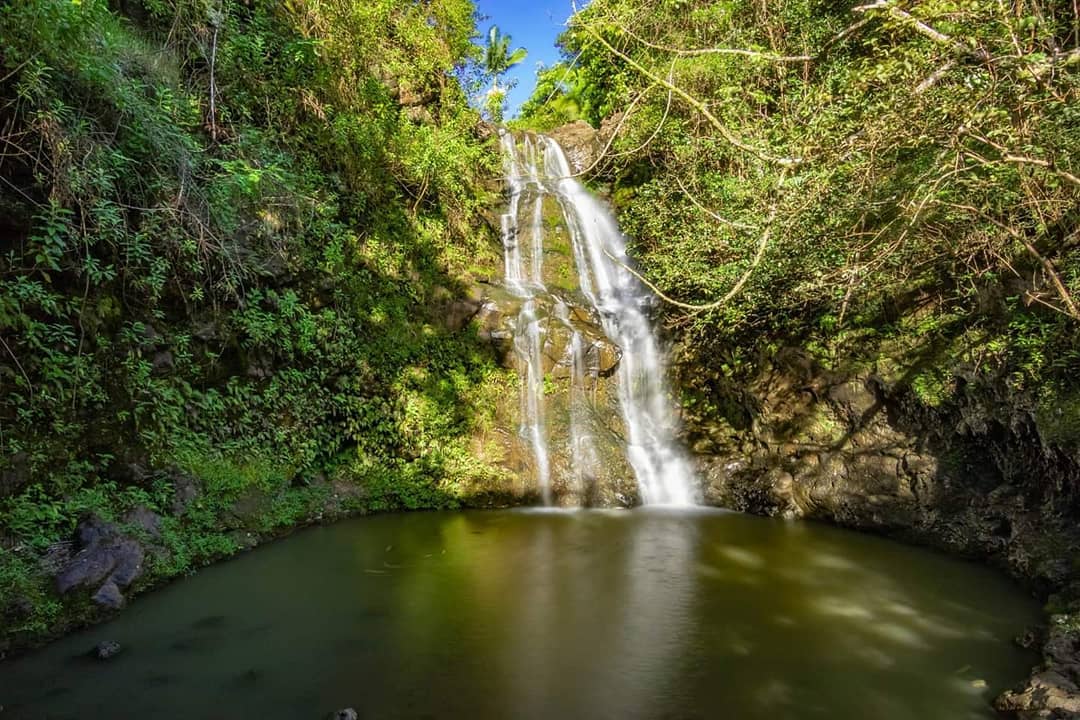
474, 1, 579, 116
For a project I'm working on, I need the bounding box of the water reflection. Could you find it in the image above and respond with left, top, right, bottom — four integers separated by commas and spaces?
0, 510, 1038, 720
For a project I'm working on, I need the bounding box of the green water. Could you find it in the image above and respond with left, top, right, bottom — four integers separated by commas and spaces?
1, 509, 1039, 719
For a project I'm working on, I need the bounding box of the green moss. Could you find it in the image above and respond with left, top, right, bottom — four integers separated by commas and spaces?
172, 448, 292, 505
806, 408, 846, 444
1036, 385, 1080, 449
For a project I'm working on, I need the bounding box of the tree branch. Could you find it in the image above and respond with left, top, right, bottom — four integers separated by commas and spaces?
603, 169, 788, 313
580, 24, 801, 167
615, 21, 813, 62
853, 1, 991, 61
939, 200, 1079, 320
674, 174, 756, 229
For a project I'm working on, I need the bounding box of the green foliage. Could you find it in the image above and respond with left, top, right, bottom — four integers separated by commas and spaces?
520, 0, 1080, 420
480, 25, 528, 121
515, 63, 591, 130
0, 0, 512, 647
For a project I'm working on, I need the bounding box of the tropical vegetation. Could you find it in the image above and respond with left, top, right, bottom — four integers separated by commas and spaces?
519, 0, 1080, 433
0, 0, 513, 645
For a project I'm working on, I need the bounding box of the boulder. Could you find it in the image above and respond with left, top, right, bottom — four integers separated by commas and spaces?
996, 669, 1080, 718
55, 515, 145, 610
330, 709, 358, 720
151, 350, 174, 374
124, 505, 163, 539
92, 582, 125, 610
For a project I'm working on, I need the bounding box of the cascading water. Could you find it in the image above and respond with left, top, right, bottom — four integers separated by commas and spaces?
499, 131, 697, 506
500, 134, 553, 505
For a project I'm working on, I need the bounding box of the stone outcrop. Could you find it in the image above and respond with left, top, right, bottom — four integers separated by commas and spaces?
547, 121, 600, 175
92, 639, 123, 660
997, 614, 1080, 717
54, 514, 154, 610
445, 288, 636, 507
449, 178, 640, 507
685, 347, 1079, 583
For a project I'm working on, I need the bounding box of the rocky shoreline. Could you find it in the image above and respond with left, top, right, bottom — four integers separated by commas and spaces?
679, 345, 1080, 718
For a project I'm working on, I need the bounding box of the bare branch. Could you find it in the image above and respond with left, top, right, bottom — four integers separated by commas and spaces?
615, 22, 813, 63
916, 60, 956, 93
556, 77, 662, 179
209, 22, 219, 142
608, 68, 675, 160
939, 200, 1079, 320
853, 0, 991, 61
1001, 154, 1080, 188
580, 24, 801, 167
674, 174, 756, 229
603, 169, 788, 313
0, 334, 33, 402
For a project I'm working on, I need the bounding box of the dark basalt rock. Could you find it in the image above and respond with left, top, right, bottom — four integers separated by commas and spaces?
997, 621, 1080, 718
169, 469, 201, 515
0, 450, 30, 498
92, 581, 125, 610
92, 640, 122, 660
55, 515, 147, 610
151, 350, 174, 373
193, 319, 223, 342
329, 709, 358, 720
124, 505, 163, 539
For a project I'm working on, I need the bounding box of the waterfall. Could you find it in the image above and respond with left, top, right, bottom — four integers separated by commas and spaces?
501, 133, 552, 505
499, 131, 697, 507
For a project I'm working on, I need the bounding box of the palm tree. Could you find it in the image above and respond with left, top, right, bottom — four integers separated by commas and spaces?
483, 25, 527, 94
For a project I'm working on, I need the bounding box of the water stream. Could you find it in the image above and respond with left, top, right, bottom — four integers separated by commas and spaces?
499, 132, 697, 506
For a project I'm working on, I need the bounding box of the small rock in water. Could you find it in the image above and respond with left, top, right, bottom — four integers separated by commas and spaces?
330, 709, 358, 720
93, 640, 122, 660
971, 679, 988, 689
1015, 626, 1041, 649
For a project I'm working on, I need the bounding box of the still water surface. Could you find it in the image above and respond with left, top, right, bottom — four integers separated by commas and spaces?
1, 509, 1039, 719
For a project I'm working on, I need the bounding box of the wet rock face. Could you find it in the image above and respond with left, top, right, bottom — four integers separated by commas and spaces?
546, 121, 600, 175
685, 347, 1080, 582
440, 178, 641, 507
529, 295, 637, 507
448, 288, 637, 506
